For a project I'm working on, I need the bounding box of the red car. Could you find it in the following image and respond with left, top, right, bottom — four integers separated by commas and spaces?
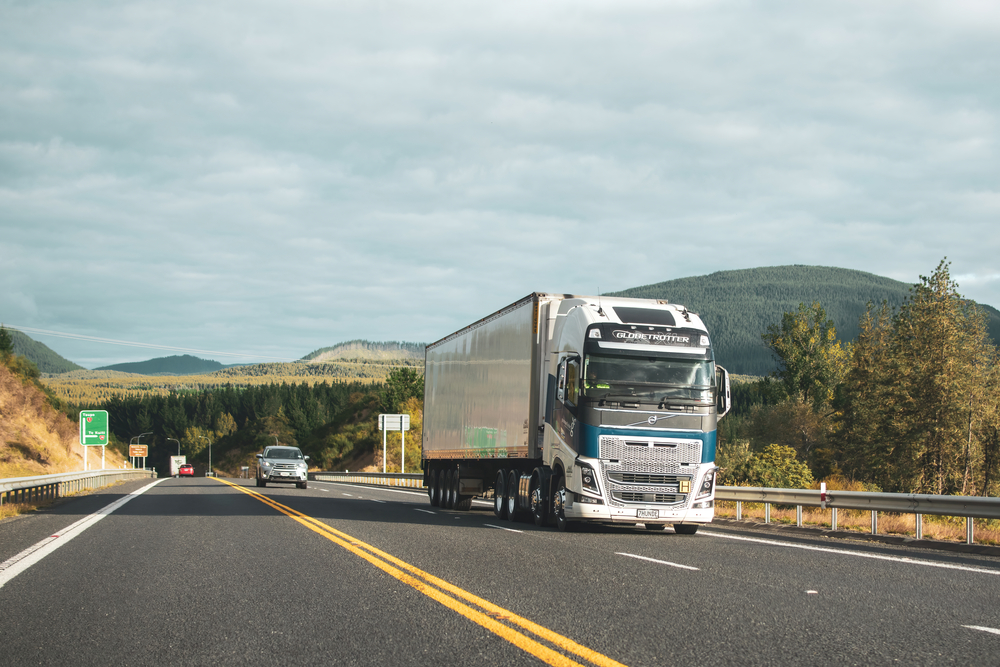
178, 463, 194, 477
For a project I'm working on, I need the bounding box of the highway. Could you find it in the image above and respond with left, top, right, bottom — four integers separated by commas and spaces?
2, 477, 999, 666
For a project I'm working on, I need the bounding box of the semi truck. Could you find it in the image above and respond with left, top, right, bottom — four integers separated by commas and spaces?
422, 293, 731, 532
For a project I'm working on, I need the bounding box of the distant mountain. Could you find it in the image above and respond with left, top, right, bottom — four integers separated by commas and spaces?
95, 354, 225, 376
7, 329, 85, 374
302, 340, 425, 363
610, 265, 1000, 377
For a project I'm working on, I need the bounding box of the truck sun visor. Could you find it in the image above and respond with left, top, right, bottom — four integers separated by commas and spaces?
611, 307, 676, 327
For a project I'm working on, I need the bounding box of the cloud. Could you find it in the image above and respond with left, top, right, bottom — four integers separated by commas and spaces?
1, 0, 998, 366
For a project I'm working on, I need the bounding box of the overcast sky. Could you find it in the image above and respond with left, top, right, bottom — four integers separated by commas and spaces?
2, 0, 998, 368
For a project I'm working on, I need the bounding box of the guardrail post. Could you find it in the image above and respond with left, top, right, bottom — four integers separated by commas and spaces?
765, 503, 770, 523
967, 518, 974, 545
796, 505, 802, 527
871, 511, 878, 535
915, 513, 922, 540
736, 501, 742, 520
831, 507, 838, 530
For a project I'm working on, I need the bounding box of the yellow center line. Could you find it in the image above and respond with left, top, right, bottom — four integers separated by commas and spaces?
214, 478, 629, 667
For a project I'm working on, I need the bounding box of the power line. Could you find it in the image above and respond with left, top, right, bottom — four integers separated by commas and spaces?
4, 324, 300, 362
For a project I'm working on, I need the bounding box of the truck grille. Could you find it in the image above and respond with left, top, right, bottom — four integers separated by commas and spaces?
599, 435, 702, 508
614, 492, 684, 504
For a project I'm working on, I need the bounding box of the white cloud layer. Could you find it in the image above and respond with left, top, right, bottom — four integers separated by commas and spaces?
1, 0, 998, 367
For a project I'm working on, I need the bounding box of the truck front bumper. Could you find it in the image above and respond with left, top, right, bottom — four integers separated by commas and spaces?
565, 498, 715, 525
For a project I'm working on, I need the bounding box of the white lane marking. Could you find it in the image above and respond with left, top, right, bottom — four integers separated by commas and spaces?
702, 531, 1000, 576
484, 523, 524, 533
415, 509, 436, 515
370, 499, 386, 504
320, 489, 329, 492
964, 625, 1000, 636
0, 479, 166, 589
806, 590, 819, 594
617, 552, 699, 571
342, 493, 354, 497
313, 481, 425, 497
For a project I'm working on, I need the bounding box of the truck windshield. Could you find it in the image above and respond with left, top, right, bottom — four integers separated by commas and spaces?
583, 353, 715, 402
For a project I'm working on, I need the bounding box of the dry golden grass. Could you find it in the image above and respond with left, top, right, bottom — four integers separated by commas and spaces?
1, 363, 126, 480
715, 501, 1000, 546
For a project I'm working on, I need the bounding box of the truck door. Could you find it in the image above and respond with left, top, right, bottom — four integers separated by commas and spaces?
555, 355, 581, 450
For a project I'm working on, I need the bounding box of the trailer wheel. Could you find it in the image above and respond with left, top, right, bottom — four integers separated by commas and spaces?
553, 475, 572, 532
428, 469, 439, 506
673, 524, 699, 535
493, 469, 507, 519
444, 469, 458, 510
505, 471, 520, 521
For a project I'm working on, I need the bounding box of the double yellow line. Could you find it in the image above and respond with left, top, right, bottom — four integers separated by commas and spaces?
216, 478, 629, 667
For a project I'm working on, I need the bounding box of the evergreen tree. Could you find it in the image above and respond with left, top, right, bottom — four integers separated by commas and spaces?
0, 325, 12, 359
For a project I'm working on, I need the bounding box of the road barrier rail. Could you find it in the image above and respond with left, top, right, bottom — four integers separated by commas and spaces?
716, 485, 1000, 544
311, 471, 424, 488
0, 469, 156, 507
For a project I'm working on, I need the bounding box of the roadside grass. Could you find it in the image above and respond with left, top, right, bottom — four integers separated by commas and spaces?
715, 501, 1000, 546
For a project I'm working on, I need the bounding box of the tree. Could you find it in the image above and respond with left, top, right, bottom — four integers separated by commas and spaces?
380, 367, 424, 414
761, 302, 850, 412
722, 444, 814, 489
890, 260, 992, 494
0, 325, 13, 360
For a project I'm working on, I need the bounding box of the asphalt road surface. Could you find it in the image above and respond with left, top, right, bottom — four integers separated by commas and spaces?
2, 477, 999, 666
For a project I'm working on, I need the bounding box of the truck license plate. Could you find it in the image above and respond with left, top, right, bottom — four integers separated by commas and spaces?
637, 509, 659, 519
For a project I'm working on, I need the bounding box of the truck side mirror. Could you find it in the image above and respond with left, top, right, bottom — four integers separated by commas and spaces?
716, 366, 731, 418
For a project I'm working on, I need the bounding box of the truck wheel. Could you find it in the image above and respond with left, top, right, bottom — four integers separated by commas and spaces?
493, 470, 507, 519
531, 471, 548, 527
505, 471, 520, 522
553, 475, 572, 532
255, 477, 261, 487
297, 481, 307, 489
443, 469, 457, 510
428, 469, 439, 507
259, 479, 267, 488
674, 524, 698, 535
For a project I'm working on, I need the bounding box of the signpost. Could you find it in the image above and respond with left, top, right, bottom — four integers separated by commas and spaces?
378, 414, 410, 473
79, 410, 110, 471
128, 444, 148, 458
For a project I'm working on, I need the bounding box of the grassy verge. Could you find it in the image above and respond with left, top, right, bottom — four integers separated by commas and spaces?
715, 501, 1000, 546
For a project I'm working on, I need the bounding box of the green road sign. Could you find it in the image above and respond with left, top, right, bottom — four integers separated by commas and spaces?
79, 410, 109, 447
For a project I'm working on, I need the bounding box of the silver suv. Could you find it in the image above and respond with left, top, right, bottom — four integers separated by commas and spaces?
255, 446, 310, 489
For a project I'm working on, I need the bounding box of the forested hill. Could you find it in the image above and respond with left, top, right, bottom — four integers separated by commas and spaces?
611, 265, 1000, 377
95, 354, 225, 375
301, 340, 425, 363
9, 329, 84, 374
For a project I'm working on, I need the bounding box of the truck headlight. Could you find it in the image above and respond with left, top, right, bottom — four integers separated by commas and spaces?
695, 470, 716, 500
578, 463, 600, 494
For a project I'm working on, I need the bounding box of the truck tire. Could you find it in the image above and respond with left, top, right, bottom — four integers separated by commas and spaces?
530, 470, 548, 527
428, 469, 439, 507
674, 524, 698, 535
493, 469, 507, 519
443, 469, 457, 510
553, 475, 572, 532
297, 481, 307, 489
259, 479, 267, 488
505, 471, 521, 522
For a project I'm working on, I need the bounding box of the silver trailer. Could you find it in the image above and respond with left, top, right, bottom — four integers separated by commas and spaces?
422, 292, 730, 532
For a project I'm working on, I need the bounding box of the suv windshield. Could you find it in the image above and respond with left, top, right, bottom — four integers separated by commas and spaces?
583, 353, 715, 403
264, 448, 304, 460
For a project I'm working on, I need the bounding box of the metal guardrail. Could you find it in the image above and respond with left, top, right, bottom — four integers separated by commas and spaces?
311, 471, 425, 488
716, 485, 1000, 544
0, 469, 156, 507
